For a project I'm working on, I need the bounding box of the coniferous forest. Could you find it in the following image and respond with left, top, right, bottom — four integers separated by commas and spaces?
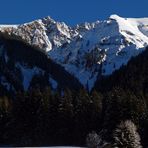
0, 45, 148, 147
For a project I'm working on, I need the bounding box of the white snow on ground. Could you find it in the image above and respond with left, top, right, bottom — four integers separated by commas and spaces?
0, 145, 85, 148
7, 147, 84, 148
15, 63, 44, 91
39, 147, 84, 148
16, 63, 58, 91
0, 14, 148, 91
49, 77, 58, 89
0, 25, 18, 28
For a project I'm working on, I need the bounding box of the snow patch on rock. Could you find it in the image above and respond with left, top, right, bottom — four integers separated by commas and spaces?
16, 63, 44, 91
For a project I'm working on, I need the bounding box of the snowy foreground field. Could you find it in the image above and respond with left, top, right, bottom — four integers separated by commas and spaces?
1, 146, 85, 148
37, 147, 84, 148
40, 147, 84, 148
48, 147, 84, 148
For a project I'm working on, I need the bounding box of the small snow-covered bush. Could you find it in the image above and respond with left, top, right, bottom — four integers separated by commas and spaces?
113, 120, 142, 148
86, 131, 101, 148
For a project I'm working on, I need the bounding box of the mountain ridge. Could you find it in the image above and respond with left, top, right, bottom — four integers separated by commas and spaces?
0, 14, 148, 91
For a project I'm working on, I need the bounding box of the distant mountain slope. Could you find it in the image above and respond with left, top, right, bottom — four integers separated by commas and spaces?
0, 14, 148, 91
0, 39, 82, 93
94, 46, 148, 94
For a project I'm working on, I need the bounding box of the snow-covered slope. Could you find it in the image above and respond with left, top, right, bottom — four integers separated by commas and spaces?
0, 14, 148, 91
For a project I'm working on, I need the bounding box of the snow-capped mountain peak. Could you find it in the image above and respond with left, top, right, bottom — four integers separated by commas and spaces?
0, 14, 148, 91
109, 14, 148, 47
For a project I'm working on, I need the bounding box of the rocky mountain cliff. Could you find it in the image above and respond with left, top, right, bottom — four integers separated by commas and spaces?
0, 14, 148, 91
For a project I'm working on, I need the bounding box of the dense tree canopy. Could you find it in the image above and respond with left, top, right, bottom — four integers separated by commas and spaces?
0, 47, 148, 147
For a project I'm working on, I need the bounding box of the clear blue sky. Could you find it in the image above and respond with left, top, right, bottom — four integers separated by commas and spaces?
0, 0, 147, 26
